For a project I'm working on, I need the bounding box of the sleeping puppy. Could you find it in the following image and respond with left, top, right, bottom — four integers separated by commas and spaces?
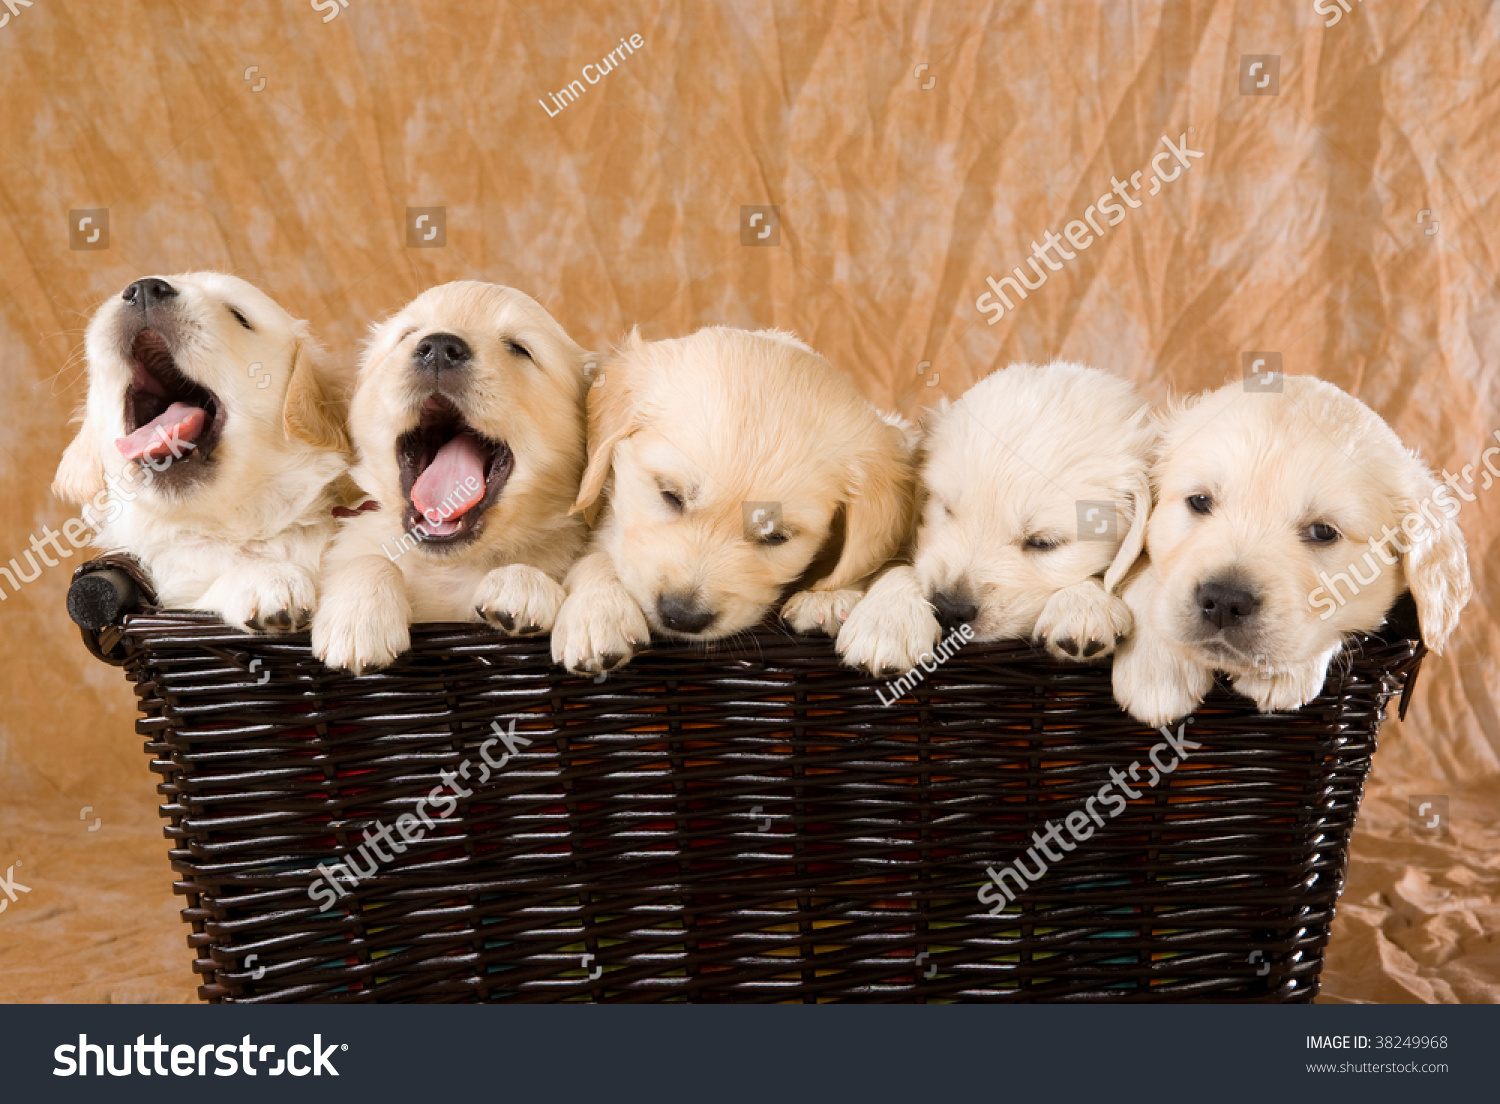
837, 361, 1154, 675
52, 273, 349, 630
312, 281, 589, 673
551, 326, 915, 676
1112, 375, 1471, 726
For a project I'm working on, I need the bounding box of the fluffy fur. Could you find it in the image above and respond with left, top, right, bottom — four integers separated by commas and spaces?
551, 325, 916, 676
312, 281, 590, 673
1112, 375, 1472, 726
838, 361, 1154, 674
52, 272, 349, 630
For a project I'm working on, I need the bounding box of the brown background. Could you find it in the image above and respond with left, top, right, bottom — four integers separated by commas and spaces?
0, 0, 1495, 1002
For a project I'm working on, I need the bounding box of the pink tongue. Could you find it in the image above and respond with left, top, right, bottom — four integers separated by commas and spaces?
410, 432, 488, 524
115, 401, 206, 461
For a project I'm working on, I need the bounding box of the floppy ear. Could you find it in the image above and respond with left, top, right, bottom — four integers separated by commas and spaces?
1103, 469, 1152, 595
1399, 473, 1472, 654
811, 416, 917, 592
572, 327, 646, 524
282, 328, 350, 454
52, 408, 107, 504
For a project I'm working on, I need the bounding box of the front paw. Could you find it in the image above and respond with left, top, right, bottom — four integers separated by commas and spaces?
203, 563, 317, 633
1111, 640, 1213, 728
781, 588, 863, 637
473, 564, 565, 636
1233, 659, 1331, 714
1033, 582, 1132, 662
310, 563, 411, 674
836, 590, 941, 676
551, 585, 650, 677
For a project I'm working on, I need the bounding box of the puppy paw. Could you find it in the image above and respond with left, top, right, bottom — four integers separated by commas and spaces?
551, 585, 651, 677
310, 559, 412, 674
1111, 641, 1213, 728
1232, 659, 1331, 714
473, 564, 565, 636
781, 588, 863, 637
203, 563, 317, 633
836, 589, 941, 676
1034, 582, 1133, 662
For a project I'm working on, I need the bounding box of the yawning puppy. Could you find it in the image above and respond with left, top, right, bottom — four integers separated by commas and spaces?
1112, 375, 1471, 726
52, 273, 349, 629
837, 362, 1153, 675
551, 326, 915, 676
312, 281, 589, 673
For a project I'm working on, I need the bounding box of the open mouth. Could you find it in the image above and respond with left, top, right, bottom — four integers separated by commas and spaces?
115, 330, 222, 467
397, 395, 512, 544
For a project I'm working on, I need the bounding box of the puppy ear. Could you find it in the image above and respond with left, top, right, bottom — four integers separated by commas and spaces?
1103, 471, 1151, 595
1400, 472, 1472, 654
52, 408, 107, 504
812, 415, 917, 591
573, 328, 645, 524
282, 326, 350, 454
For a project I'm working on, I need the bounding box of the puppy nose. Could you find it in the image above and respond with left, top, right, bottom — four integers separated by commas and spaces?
121, 278, 177, 309
1196, 578, 1263, 630
414, 332, 473, 376
930, 589, 979, 628
656, 592, 716, 634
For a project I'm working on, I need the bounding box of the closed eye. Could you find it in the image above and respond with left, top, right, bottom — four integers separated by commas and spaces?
758, 530, 790, 547
227, 306, 253, 331
1023, 535, 1063, 551
660, 489, 685, 513
505, 339, 532, 360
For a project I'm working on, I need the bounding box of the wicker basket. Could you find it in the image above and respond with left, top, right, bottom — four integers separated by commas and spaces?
69, 553, 1425, 1003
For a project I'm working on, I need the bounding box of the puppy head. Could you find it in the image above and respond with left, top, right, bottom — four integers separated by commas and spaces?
53, 272, 345, 506
351, 281, 587, 554
1146, 375, 1470, 673
575, 326, 914, 640
912, 362, 1154, 638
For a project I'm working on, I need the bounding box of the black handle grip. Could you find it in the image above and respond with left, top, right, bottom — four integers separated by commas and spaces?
67, 567, 140, 630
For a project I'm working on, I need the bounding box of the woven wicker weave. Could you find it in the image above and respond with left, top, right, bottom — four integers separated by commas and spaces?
72, 553, 1424, 1003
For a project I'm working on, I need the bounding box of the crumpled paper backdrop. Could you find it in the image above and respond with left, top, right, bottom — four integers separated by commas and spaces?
0, 0, 1494, 1002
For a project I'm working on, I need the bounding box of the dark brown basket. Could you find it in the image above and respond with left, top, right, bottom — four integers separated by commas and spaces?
71, 553, 1425, 1003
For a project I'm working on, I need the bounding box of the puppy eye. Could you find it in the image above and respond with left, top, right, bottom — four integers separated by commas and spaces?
1305, 522, 1341, 544
505, 339, 532, 360
227, 306, 253, 331
1186, 493, 1213, 515
759, 531, 790, 547
1023, 535, 1061, 551
660, 489, 685, 513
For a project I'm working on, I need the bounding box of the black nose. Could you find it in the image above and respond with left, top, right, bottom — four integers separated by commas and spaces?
121, 278, 177, 309
930, 589, 979, 628
1196, 578, 1263, 630
656, 592, 716, 635
414, 332, 473, 376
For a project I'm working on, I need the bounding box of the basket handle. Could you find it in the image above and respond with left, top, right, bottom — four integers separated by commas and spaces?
68, 554, 157, 665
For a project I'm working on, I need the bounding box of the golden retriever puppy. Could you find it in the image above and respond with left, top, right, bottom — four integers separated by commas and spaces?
551, 326, 915, 676
312, 281, 589, 673
837, 362, 1154, 675
52, 273, 349, 630
1112, 375, 1471, 726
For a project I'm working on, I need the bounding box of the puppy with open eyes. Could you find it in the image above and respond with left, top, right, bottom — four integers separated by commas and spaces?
311, 281, 590, 673
52, 273, 350, 630
551, 326, 916, 677
837, 362, 1154, 675
1111, 375, 1471, 726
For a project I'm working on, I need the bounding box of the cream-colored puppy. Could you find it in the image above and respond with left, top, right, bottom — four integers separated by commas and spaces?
1112, 375, 1471, 726
52, 273, 349, 630
838, 362, 1153, 674
551, 326, 915, 676
312, 281, 589, 673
